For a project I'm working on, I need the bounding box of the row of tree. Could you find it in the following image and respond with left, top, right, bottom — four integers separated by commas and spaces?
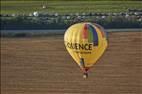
1, 15, 142, 30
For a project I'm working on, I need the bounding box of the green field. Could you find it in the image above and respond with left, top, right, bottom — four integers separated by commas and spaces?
1, 1, 142, 14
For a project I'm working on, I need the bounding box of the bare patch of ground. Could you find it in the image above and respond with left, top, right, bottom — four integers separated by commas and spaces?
1, 32, 142, 94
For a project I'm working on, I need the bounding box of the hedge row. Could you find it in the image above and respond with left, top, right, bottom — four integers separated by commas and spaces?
1, 16, 142, 30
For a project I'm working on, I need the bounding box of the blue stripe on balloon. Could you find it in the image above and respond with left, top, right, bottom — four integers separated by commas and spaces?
88, 24, 98, 46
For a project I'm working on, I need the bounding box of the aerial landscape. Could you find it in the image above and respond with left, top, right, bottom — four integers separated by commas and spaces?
1, 0, 142, 94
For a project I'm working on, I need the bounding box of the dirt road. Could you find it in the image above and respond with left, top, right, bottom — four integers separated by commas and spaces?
1, 32, 142, 94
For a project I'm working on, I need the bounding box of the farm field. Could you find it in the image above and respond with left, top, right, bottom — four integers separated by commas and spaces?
1, 1, 142, 14
1, 31, 142, 94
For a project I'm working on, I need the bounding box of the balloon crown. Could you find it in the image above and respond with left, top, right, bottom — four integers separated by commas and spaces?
82, 23, 106, 46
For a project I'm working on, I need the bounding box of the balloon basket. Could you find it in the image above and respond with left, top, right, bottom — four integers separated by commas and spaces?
83, 73, 88, 79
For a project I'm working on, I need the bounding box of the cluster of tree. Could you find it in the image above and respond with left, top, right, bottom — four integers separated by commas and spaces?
1, 15, 142, 30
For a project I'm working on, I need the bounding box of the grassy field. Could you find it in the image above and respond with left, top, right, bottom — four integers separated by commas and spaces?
1, 1, 142, 14
1, 31, 142, 94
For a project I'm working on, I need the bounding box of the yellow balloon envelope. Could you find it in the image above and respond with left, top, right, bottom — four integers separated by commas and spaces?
64, 22, 108, 78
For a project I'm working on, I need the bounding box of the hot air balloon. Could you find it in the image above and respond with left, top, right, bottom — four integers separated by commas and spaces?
64, 22, 108, 78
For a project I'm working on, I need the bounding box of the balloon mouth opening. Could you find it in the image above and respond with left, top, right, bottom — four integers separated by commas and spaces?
85, 67, 89, 72
81, 67, 89, 72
